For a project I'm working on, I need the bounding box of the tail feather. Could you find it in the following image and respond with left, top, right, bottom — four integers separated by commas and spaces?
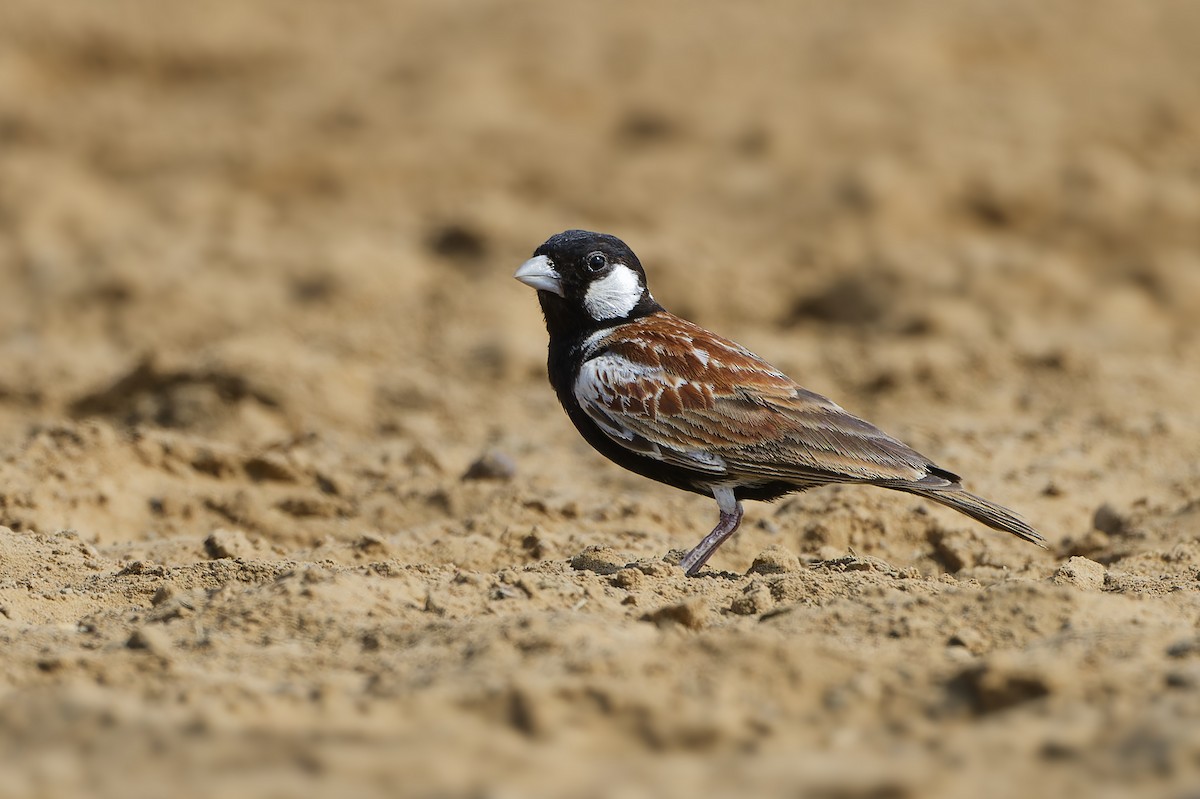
904, 487, 1046, 547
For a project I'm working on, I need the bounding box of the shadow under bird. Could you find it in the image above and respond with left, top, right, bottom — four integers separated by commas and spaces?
515, 230, 1045, 576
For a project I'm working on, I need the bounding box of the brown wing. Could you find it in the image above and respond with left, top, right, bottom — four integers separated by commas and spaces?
575, 313, 949, 486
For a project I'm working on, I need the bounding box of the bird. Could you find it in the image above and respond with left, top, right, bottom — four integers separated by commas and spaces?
514, 229, 1045, 576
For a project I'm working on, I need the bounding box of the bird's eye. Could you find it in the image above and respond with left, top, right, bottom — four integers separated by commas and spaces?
586, 252, 607, 272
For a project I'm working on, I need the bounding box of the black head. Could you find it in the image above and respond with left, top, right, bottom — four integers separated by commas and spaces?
515, 230, 661, 333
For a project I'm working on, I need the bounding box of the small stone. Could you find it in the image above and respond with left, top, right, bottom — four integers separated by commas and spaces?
1165, 666, 1200, 689
276, 495, 339, 519
746, 545, 801, 575
1053, 556, 1106, 590
461, 450, 517, 481
520, 576, 546, 600
960, 658, 1055, 713
204, 529, 254, 560
127, 626, 171, 655
521, 533, 545, 559
243, 454, 299, 483
1092, 503, 1126, 535
117, 560, 167, 577
427, 222, 489, 265
403, 444, 443, 474
1167, 638, 1200, 658
150, 583, 178, 606
569, 545, 626, 575
355, 533, 391, 556
147, 588, 197, 623
730, 582, 775, 615
611, 567, 643, 590
637, 559, 676, 577
301, 565, 334, 584
507, 683, 548, 738
932, 533, 982, 572
641, 598, 707, 630
947, 628, 986, 654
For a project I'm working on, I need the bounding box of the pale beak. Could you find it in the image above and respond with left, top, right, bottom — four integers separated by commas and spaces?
514, 255, 564, 296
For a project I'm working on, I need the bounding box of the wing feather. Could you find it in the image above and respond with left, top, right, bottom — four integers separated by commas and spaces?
575, 313, 941, 486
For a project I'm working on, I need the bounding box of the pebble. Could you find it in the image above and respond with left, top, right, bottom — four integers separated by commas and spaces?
126, 626, 172, 656
641, 598, 707, 630
1053, 556, 1107, 591
461, 450, 517, 481
204, 529, 254, 560
746, 545, 801, 575
569, 545, 625, 575
1092, 504, 1126, 535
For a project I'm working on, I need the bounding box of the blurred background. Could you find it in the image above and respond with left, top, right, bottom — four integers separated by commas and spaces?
1, 1, 1199, 797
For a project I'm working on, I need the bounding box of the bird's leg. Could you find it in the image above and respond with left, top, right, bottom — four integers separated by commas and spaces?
679, 487, 744, 576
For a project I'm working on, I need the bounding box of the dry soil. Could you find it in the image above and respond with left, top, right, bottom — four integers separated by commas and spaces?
1, 2, 1200, 797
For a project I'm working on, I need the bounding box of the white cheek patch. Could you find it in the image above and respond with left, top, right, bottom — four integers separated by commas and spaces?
583, 264, 644, 320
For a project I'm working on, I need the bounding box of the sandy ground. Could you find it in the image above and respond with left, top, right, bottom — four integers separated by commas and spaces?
1, 1, 1200, 797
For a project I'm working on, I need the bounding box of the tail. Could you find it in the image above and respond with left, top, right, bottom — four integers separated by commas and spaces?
903, 487, 1046, 547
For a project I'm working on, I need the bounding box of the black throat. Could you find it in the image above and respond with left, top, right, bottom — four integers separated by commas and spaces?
537, 290, 663, 355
